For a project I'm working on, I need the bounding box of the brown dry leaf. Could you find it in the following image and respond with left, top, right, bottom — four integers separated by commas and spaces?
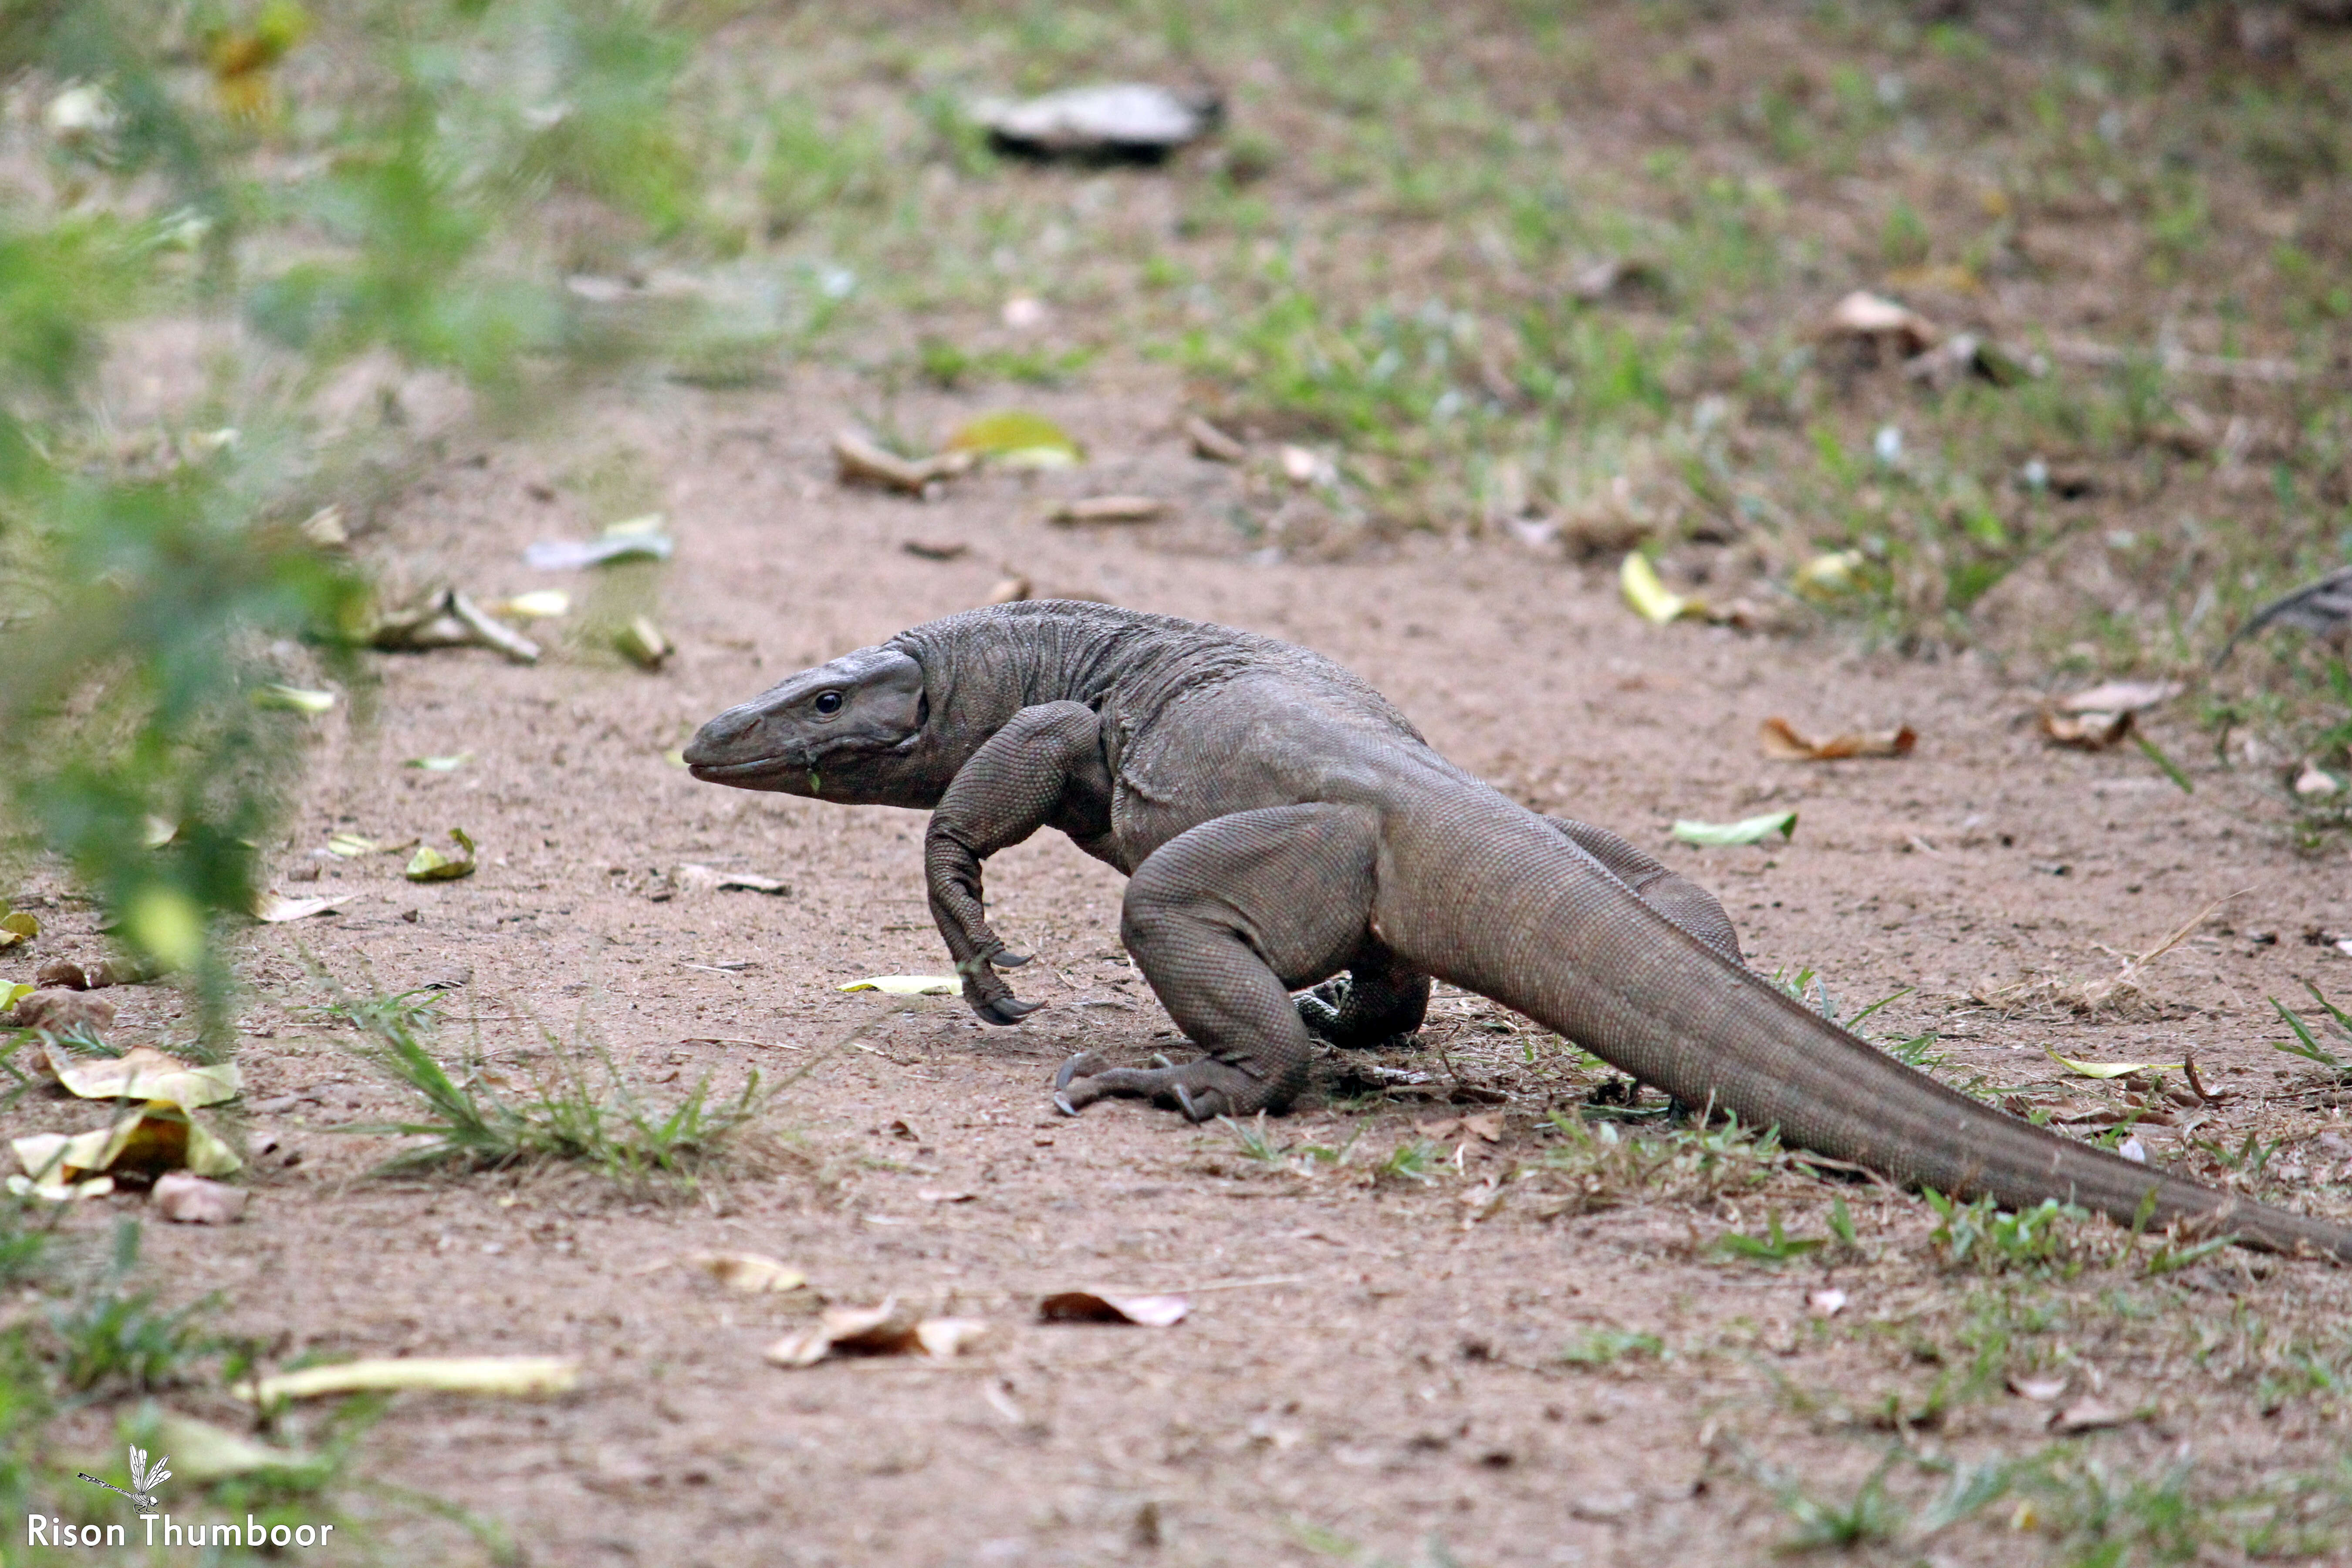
152, 1171, 248, 1224
235, 1357, 578, 1403
765, 1301, 989, 1367
369, 587, 542, 665
1038, 1291, 1190, 1327
1047, 496, 1167, 526
689, 1252, 808, 1293
2041, 680, 2180, 751
2057, 680, 2182, 715
1186, 416, 1246, 463
252, 892, 359, 923
1421, 1112, 1504, 1143
14, 1104, 241, 1184
2040, 710, 2135, 749
902, 539, 969, 561
1824, 290, 1940, 357
832, 432, 975, 494
2049, 1398, 2129, 1434
1759, 717, 1917, 761
43, 1041, 241, 1109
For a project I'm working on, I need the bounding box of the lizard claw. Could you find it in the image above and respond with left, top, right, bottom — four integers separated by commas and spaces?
976, 994, 1043, 1026
1054, 1051, 1109, 1091
989, 950, 1033, 969
1173, 1083, 1231, 1123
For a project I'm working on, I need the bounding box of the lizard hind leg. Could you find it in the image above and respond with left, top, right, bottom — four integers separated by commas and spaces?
1057, 803, 1383, 1122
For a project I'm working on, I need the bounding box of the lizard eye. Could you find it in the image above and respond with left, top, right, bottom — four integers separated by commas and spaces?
812, 690, 845, 717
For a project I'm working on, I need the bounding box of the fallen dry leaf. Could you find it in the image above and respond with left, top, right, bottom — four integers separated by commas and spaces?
1671, 811, 1798, 847
2057, 680, 2182, 715
2009, 1375, 2068, 1402
1825, 290, 1940, 357
2047, 1050, 2183, 1080
252, 892, 358, 923
152, 1411, 305, 1483
918, 1188, 978, 1204
614, 615, 672, 670
1038, 1291, 1190, 1327
31, 959, 82, 990
405, 828, 477, 882
902, 538, 969, 561
522, 516, 673, 570
943, 411, 1080, 469
6, 1173, 113, 1202
977, 82, 1216, 159
1420, 1112, 1504, 1143
369, 587, 541, 665
765, 1301, 988, 1368
1759, 717, 1916, 761
0, 909, 37, 950
1186, 416, 1246, 462
689, 1252, 808, 1294
2049, 1398, 2129, 1434
14, 1104, 241, 1183
235, 1356, 578, 1403
44, 1041, 240, 1108
1047, 495, 1167, 525
2293, 763, 2342, 797
1620, 552, 1702, 624
1808, 1288, 1848, 1318
831, 432, 976, 494
986, 576, 1033, 605
152, 1171, 248, 1224
839, 975, 959, 996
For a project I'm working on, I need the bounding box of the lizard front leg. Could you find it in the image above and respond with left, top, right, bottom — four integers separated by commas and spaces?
925, 700, 1108, 1025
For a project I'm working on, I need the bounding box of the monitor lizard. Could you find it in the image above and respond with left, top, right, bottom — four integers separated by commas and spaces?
686, 600, 2351, 1259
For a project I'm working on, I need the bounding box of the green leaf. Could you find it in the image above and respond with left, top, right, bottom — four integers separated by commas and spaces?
943, 410, 1081, 468
404, 828, 477, 882
1671, 811, 1798, 846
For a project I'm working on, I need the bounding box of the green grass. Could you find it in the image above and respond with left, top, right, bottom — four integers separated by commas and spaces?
1559, 1326, 1663, 1368
342, 991, 777, 1194
1923, 1192, 2095, 1276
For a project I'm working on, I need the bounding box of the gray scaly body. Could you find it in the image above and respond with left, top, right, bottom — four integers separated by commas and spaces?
686, 602, 2352, 1260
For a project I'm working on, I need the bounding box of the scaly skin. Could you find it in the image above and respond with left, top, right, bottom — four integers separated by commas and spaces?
686, 601, 2352, 1261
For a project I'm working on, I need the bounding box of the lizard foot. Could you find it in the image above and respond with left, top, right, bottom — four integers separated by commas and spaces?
975, 994, 1043, 1025
1051, 1052, 1257, 1121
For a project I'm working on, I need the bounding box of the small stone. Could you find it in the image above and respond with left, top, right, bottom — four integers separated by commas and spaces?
151, 1172, 247, 1225
10, 988, 115, 1035
34, 957, 88, 991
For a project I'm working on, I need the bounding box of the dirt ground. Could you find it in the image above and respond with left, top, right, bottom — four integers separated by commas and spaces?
8, 355, 2350, 1565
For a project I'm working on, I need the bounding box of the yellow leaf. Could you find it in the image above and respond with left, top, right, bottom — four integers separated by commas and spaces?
2, 911, 39, 941
233, 1356, 578, 1403
2046, 1050, 2180, 1080
151, 1412, 310, 1483
838, 975, 960, 996
1619, 553, 1696, 624
1793, 550, 1865, 597
943, 411, 1082, 467
44, 1043, 241, 1109
405, 828, 477, 882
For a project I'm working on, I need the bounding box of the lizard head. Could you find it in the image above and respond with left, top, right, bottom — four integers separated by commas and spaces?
684, 646, 933, 804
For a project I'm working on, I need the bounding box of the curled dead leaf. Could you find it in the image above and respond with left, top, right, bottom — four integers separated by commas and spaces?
1824, 290, 1940, 358
14, 1104, 241, 1183
1038, 1291, 1190, 1327
405, 828, 477, 882
2009, 1375, 2068, 1402
1047, 496, 1167, 525
1186, 416, 1246, 463
2040, 709, 2135, 749
689, 1252, 808, 1294
369, 587, 541, 664
1759, 717, 1916, 761
44, 1041, 240, 1108
765, 1301, 988, 1367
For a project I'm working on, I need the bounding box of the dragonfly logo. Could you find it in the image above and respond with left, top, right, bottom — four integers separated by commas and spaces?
78, 1444, 169, 1509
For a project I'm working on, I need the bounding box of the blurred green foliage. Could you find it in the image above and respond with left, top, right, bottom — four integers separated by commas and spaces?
0, 0, 704, 1027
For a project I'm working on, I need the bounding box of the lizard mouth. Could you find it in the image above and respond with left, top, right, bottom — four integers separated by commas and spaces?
686, 755, 793, 784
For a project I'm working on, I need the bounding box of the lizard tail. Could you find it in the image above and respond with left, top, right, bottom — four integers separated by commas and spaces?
1398, 821, 2352, 1261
